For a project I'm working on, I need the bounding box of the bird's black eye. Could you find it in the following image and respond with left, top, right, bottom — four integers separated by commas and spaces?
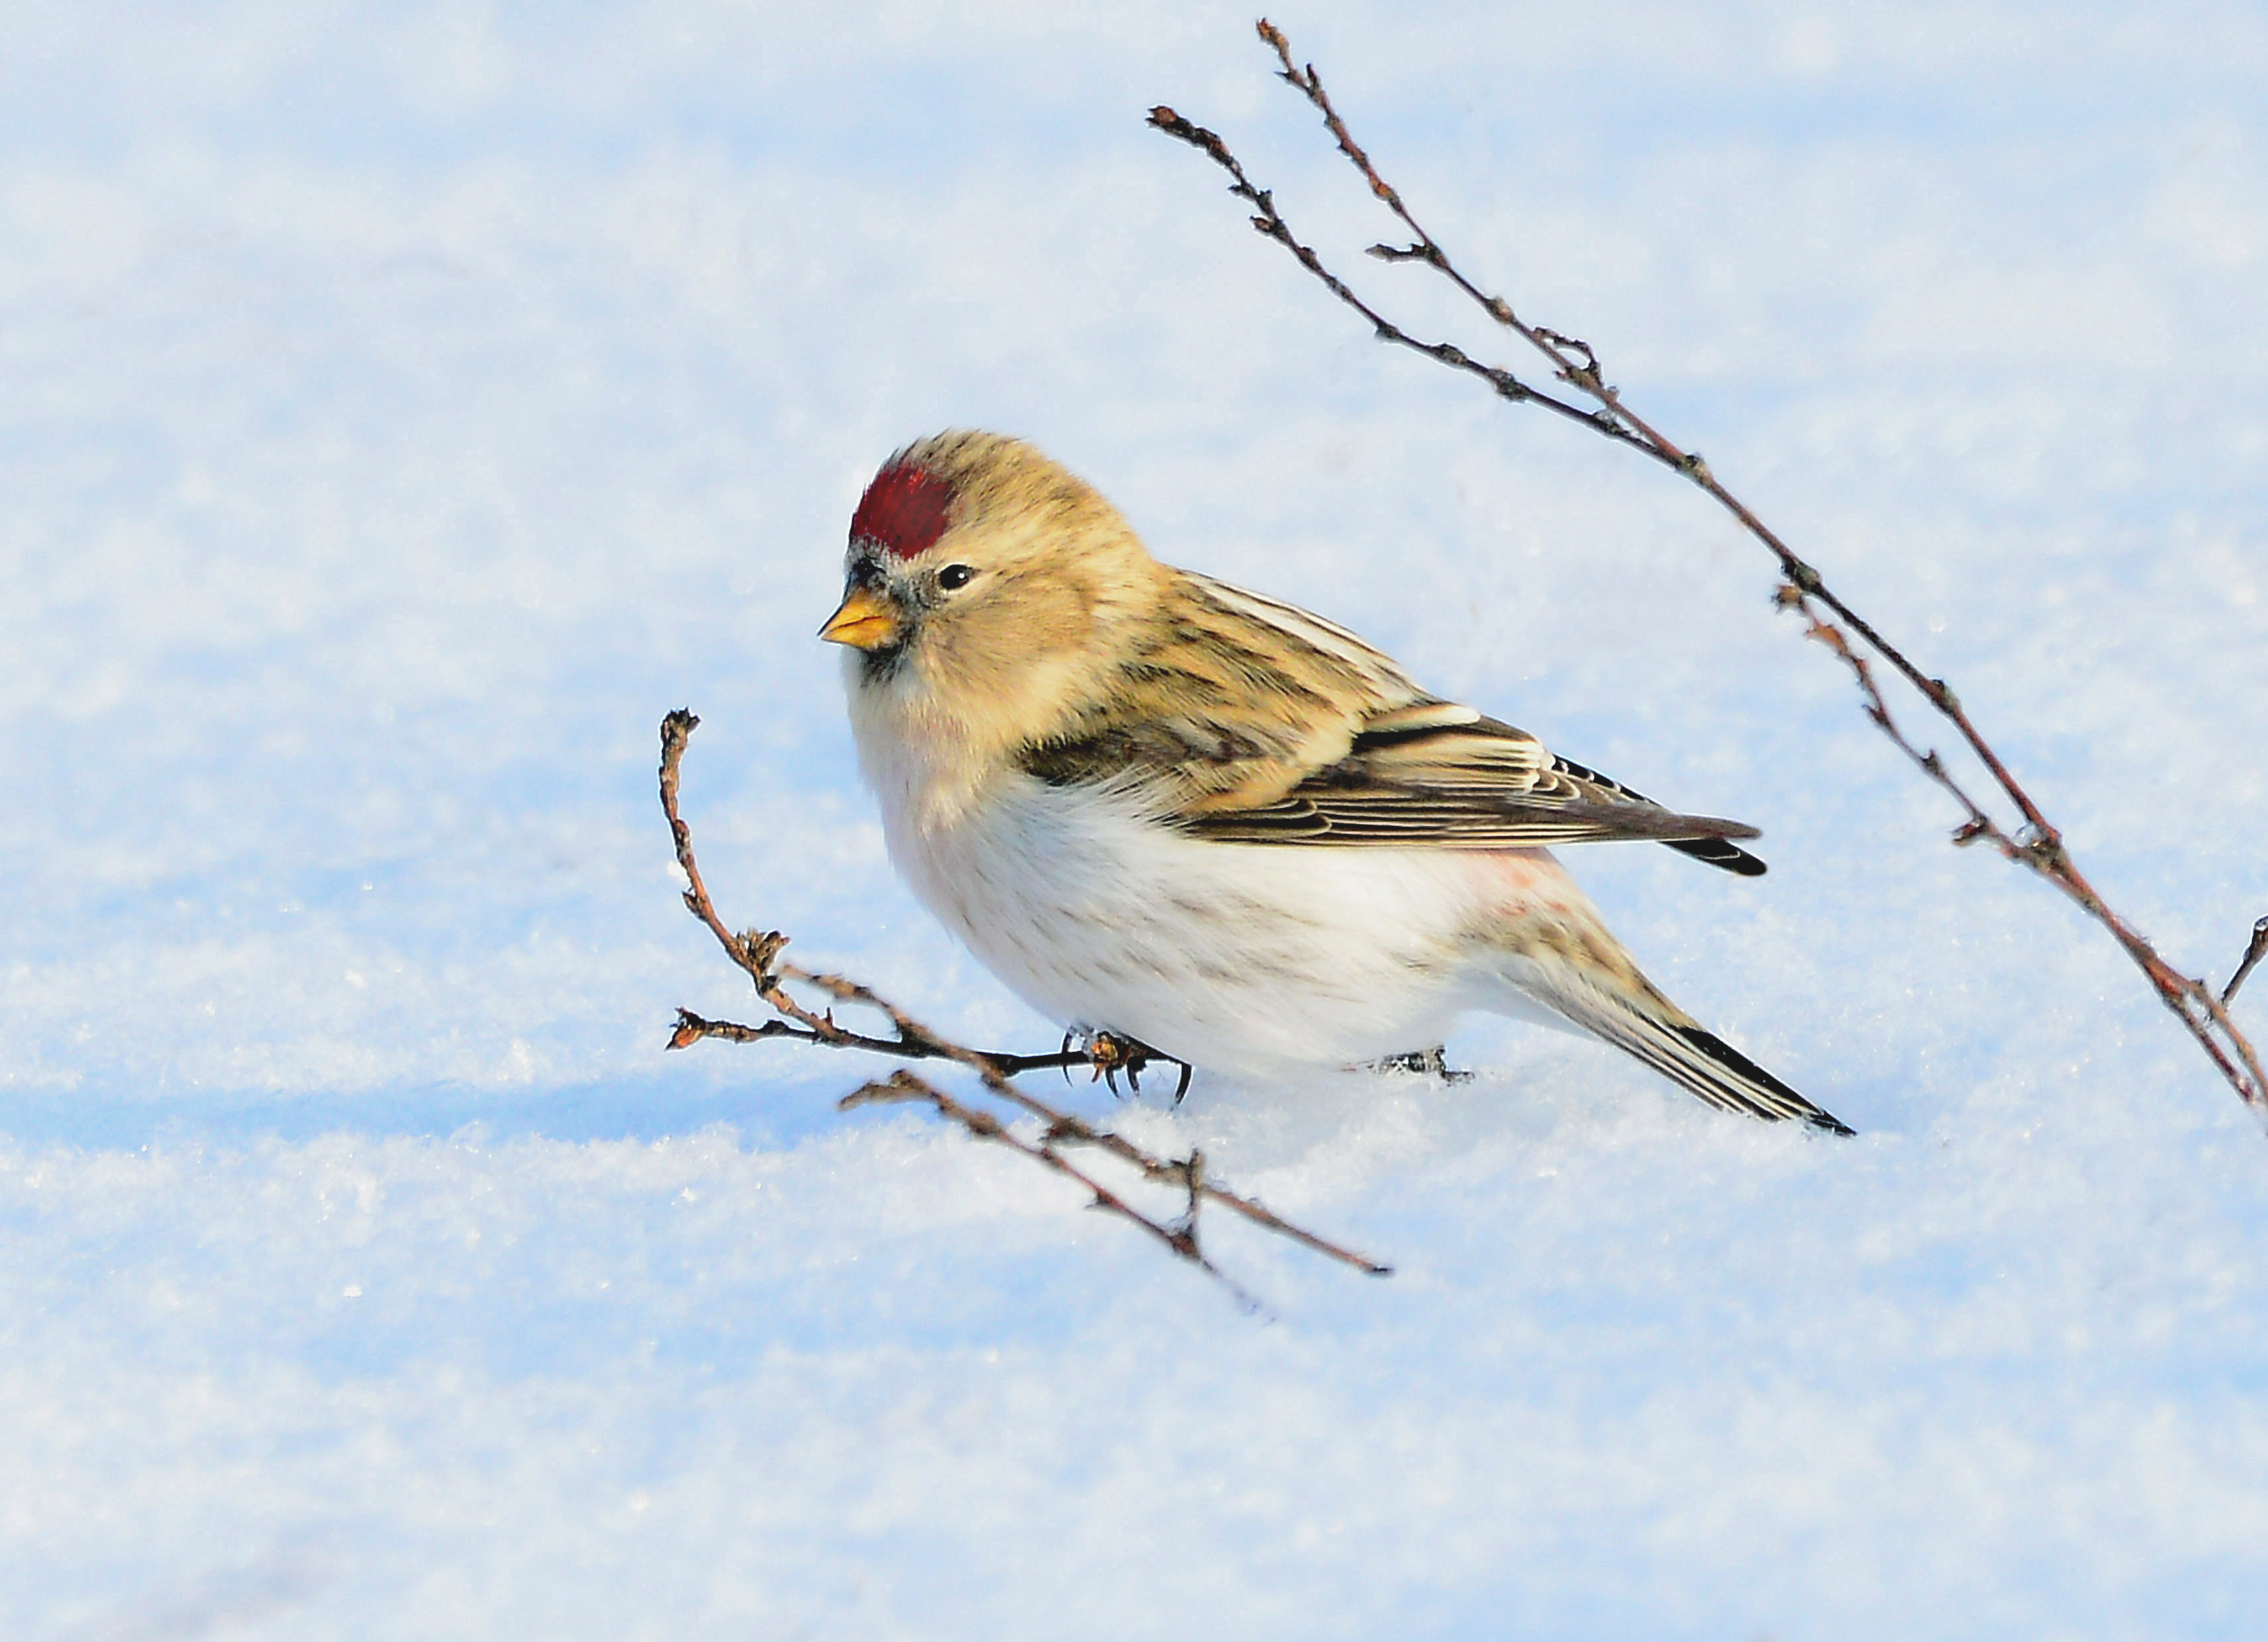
936, 563, 977, 591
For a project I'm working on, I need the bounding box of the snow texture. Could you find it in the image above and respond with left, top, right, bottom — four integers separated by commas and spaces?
4, 1, 2267, 1637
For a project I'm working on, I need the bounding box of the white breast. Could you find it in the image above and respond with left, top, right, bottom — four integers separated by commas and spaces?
869, 757, 1515, 1076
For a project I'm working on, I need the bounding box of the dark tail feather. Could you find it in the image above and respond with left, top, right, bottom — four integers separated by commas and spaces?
1520, 962, 1854, 1135
1663, 1022, 1853, 1135
1551, 755, 1769, 877
1667, 836, 1768, 877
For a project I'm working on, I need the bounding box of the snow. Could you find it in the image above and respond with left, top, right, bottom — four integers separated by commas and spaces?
4, 1, 2267, 1636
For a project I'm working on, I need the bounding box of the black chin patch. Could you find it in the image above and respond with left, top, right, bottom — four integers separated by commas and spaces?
857, 642, 910, 686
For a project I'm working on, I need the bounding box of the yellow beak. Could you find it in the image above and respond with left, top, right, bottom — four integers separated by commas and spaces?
818, 585, 905, 651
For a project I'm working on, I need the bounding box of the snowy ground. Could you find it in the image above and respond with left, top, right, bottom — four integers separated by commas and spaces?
5, 2, 2267, 1637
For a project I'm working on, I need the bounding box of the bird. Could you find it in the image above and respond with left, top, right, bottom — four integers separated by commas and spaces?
818, 430, 1851, 1135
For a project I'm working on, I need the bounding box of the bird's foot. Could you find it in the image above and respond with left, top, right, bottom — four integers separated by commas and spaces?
1363, 1045, 1473, 1084
1065, 1028, 1194, 1103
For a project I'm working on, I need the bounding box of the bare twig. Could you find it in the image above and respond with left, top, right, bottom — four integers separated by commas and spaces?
842, 1070, 1261, 1311
1142, 105, 1651, 459
666, 1006, 1121, 1079
658, 710, 1393, 1298
2228, 918, 2268, 1009
660, 711, 1183, 1083
1147, 21, 2267, 1121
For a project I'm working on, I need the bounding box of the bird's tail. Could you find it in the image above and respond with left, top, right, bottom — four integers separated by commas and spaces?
1496, 945, 1853, 1136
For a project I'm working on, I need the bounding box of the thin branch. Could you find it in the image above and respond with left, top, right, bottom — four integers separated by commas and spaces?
658, 710, 1393, 1297
2228, 918, 2268, 1009
1147, 21, 2267, 1122
667, 1006, 1120, 1079
843, 1070, 1264, 1312
1142, 105, 1654, 459
660, 710, 1183, 1085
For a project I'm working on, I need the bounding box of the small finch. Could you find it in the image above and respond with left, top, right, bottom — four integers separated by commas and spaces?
821, 431, 1851, 1135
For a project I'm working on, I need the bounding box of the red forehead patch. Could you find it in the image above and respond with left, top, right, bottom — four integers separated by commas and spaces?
850, 461, 955, 559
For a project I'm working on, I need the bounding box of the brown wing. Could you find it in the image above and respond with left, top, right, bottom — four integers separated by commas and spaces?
1178, 702, 1767, 871
1013, 569, 1767, 873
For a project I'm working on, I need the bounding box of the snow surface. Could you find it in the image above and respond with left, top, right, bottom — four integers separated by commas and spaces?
5, 1, 2267, 1636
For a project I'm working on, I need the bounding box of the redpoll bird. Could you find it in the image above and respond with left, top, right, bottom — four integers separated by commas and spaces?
821, 431, 1851, 1135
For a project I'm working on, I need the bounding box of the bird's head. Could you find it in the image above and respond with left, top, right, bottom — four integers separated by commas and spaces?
821, 432, 1164, 757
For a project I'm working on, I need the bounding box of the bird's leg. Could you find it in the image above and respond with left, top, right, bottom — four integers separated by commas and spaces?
1365, 1045, 1474, 1084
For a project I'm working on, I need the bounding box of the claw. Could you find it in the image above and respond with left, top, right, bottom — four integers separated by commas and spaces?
1078, 1030, 1194, 1102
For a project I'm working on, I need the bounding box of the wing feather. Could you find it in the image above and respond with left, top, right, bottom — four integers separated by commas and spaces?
1014, 568, 1769, 873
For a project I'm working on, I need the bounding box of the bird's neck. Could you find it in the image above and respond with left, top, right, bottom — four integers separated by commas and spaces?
845, 656, 1022, 834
